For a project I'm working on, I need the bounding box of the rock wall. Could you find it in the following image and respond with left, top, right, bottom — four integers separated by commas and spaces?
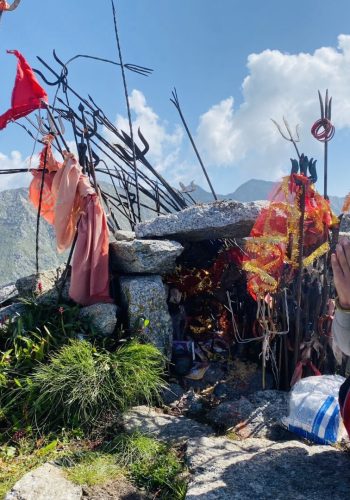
1, 201, 264, 357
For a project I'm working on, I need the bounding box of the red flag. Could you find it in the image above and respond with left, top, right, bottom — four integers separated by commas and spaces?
0, 50, 48, 130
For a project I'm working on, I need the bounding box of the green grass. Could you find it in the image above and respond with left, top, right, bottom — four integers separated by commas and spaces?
112, 432, 188, 499
0, 298, 95, 390
2, 339, 166, 432
226, 429, 242, 441
64, 453, 124, 486
0, 432, 188, 500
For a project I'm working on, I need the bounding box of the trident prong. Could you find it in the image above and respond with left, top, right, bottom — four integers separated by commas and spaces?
314, 89, 335, 200
35, 112, 65, 137
4, 0, 21, 11
271, 116, 301, 159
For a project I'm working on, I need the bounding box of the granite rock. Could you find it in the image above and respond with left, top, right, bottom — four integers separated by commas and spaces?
16, 266, 70, 304
79, 303, 120, 336
0, 283, 18, 306
162, 383, 185, 406
340, 213, 350, 234
206, 397, 255, 430
123, 405, 213, 443
119, 275, 173, 356
110, 239, 183, 274
113, 230, 136, 242
186, 436, 350, 499
5, 463, 82, 500
135, 200, 266, 241
206, 390, 290, 440
0, 303, 25, 324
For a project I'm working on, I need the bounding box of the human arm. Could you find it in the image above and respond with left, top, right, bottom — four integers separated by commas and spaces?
331, 237, 350, 355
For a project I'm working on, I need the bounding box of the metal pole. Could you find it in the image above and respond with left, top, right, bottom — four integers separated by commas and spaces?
293, 184, 306, 373
110, 0, 141, 222
171, 88, 218, 201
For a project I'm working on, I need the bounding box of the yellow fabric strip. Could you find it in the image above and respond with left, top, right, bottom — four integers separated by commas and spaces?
302, 241, 329, 267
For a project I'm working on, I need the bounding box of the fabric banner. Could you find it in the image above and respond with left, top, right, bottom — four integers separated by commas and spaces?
0, 50, 48, 130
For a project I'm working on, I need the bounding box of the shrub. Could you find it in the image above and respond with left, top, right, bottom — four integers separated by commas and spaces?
3, 340, 166, 432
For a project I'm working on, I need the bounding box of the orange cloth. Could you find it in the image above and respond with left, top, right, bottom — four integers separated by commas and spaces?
29, 146, 112, 306
29, 140, 62, 224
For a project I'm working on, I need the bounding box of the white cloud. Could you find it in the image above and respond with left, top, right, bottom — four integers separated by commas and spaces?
0, 151, 33, 191
104, 89, 203, 191
114, 89, 184, 174
196, 34, 350, 181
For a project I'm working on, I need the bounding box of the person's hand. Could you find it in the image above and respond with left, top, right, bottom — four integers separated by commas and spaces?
331, 237, 350, 309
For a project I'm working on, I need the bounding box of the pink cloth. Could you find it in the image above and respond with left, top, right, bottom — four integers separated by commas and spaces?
29, 147, 112, 306
51, 153, 85, 252
70, 195, 111, 305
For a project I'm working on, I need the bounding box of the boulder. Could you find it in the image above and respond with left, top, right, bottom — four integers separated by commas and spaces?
162, 383, 185, 406
79, 303, 120, 336
110, 239, 183, 274
206, 390, 290, 440
180, 389, 205, 416
113, 230, 136, 241
135, 200, 266, 241
5, 463, 82, 500
206, 397, 255, 430
0, 303, 25, 324
119, 275, 173, 356
16, 266, 70, 304
0, 283, 18, 306
123, 405, 213, 443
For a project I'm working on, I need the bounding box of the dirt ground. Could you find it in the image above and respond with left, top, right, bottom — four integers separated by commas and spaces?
82, 478, 148, 499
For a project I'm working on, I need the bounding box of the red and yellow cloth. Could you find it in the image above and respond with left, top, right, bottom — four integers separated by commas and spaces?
243, 174, 337, 299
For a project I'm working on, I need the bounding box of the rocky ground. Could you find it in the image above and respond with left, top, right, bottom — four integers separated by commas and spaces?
5, 374, 350, 499
124, 404, 350, 500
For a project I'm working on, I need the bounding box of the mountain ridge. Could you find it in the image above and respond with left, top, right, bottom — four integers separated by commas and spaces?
0, 179, 344, 287
191, 179, 344, 214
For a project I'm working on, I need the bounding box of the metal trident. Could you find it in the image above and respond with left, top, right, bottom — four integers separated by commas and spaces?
271, 116, 301, 159
1, 0, 22, 11
312, 89, 335, 200
0, 0, 22, 24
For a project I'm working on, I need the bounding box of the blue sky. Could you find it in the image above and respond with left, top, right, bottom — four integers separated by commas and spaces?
1, 0, 350, 196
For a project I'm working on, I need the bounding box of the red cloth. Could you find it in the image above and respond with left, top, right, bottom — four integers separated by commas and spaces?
0, 50, 48, 130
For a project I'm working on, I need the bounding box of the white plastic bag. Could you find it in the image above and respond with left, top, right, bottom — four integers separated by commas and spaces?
282, 374, 347, 444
